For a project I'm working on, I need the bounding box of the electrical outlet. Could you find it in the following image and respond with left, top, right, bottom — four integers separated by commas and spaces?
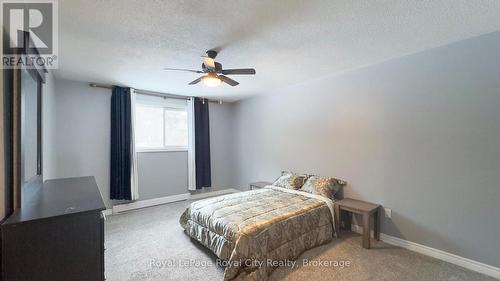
384, 208, 392, 218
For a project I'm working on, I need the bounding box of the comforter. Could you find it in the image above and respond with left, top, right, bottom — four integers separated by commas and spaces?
179, 186, 336, 281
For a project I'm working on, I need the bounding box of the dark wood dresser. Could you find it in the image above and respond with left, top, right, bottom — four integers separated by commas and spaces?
1, 176, 106, 281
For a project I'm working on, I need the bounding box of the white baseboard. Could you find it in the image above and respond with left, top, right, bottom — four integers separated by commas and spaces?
111, 188, 241, 214
350, 224, 500, 279
190, 188, 240, 200
112, 193, 190, 213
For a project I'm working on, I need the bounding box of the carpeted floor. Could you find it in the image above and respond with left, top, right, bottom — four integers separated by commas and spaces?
105, 199, 497, 281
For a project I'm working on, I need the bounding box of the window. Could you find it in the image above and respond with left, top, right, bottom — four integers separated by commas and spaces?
135, 95, 188, 151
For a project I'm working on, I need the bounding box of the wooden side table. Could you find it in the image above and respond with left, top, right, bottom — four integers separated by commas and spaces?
249, 181, 272, 190
334, 198, 381, 249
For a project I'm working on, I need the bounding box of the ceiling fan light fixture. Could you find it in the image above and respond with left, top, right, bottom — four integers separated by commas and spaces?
163, 50, 256, 87
202, 74, 222, 87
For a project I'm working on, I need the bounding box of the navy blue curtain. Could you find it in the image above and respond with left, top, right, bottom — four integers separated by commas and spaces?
110, 86, 132, 200
194, 98, 211, 189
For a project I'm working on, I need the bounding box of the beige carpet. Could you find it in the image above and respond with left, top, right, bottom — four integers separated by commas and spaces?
105, 199, 497, 281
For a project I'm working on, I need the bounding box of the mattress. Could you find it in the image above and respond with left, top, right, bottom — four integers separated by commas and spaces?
179, 186, 336, 281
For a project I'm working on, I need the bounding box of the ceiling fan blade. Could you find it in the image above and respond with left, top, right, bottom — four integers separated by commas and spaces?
164, 68, 203, 74
215, 62, 222, 72
188, 77, 203, 85
219, 75, 239, 86
221, 68, 256, 75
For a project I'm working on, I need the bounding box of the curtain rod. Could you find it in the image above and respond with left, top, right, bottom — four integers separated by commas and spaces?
89, 83, 222, 104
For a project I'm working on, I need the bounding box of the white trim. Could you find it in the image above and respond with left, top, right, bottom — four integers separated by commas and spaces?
136, 147, 188, 153
130, 88, 139, 200
113, 193, 190, 213
111, 188, 241, 214
190, 188, 240, 200
187, 97, 196, 191
350, 225, 500, 279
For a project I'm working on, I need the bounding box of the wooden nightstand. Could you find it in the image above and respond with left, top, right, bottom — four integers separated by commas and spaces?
249, 181, 272, 190
334, 198, 381, 249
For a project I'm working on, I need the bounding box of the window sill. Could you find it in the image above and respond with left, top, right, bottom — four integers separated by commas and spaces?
137, 147, 188, 153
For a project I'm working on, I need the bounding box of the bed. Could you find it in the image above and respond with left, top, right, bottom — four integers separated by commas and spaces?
179, 185, 337, 281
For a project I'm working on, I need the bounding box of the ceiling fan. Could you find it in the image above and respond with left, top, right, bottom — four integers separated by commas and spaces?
163, 50, 256, 87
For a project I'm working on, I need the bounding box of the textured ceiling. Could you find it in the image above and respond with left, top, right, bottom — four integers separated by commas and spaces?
55, 0, 500, 101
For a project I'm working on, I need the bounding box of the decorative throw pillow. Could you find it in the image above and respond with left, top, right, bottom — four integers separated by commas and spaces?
273, 171, 308, 190
301, 175, 347, 199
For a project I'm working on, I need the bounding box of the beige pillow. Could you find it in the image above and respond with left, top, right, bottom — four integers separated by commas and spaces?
301, 175, 347, 199
273, 171, 308, 190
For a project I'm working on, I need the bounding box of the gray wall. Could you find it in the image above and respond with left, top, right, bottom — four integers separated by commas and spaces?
49, 79, 112, 207
209, 102, 235, 190
137, 151, 188, 200
42, 72, 56, 180
21, 70, 39, 182
48, 79, 234, 207
231, 31, 500, 267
